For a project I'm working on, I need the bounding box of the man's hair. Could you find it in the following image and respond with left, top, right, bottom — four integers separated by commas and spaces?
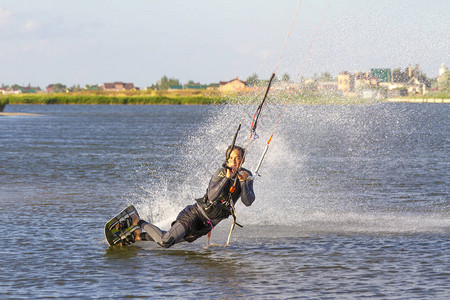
226, 145, 244, 159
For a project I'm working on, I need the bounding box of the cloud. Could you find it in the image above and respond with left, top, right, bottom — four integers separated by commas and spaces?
0, 6, 40, 38
22, 19, 39, 33
0, 6, 13, 29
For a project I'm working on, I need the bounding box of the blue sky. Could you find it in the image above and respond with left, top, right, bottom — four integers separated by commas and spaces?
0, 0, 448, 88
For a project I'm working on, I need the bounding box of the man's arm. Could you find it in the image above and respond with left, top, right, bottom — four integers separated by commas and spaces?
206, 168, 230, 202
239, 169, 255, 206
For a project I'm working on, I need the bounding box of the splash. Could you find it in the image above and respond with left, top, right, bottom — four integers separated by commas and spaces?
135, 103, 449, 235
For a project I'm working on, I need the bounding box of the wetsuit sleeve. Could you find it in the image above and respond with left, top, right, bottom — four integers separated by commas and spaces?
239, 170, 255, 206
206, 168, 230, 202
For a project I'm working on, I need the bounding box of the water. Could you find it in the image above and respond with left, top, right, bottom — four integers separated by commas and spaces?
0, 103, 448, 299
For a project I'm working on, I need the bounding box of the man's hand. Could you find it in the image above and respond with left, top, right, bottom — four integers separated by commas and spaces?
226, 166, 237, 178
238, 170, 249, 181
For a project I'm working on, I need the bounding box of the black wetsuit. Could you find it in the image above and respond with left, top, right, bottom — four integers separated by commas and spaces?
138, 166, 255, 248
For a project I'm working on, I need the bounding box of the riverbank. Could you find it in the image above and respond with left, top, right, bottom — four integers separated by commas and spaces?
1, 93, 222, 106
388, 98, 450, 103
0, 91, 381, 107
0, 112, 41, 116
2, 92, 450, 109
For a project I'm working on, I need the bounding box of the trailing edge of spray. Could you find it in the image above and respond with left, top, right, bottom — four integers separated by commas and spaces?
207, 0, 333, 248
243, 0, 303, 180
252, 0, 332, 179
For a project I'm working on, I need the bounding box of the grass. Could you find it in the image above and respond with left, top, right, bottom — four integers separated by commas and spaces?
1, 92, 223, 105
0, 89, 387, 106
399, 92, 450, 99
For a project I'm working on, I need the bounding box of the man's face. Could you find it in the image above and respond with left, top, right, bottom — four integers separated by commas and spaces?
227, 149, 242, 169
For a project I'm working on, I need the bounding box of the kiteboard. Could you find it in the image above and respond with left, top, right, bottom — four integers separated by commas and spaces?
104, 205, 140, 246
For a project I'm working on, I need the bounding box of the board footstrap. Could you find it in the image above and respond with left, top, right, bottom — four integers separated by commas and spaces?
111, 225, 140, 245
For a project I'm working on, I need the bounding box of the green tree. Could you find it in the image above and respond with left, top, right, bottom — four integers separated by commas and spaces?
281, 73, 291, 82
319, 72, 334, 82
157, 75, 180, 90
303, 82, 317, 92
53, 83, 67, 92
69, 84, 82, 92
393, 68, 409, 83
418, 73, 431, 88
187, 80, 200, 85
246, 73, 259, 86
438, 70, 450, 93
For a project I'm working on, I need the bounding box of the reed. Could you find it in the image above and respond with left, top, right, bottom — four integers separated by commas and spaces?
1, 93, 222, 105
0, 99, 7, 111
1, 90, 383, 106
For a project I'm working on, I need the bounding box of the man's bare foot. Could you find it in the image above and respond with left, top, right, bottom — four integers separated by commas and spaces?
131, 213, 140, 226
133, 228, 142, 241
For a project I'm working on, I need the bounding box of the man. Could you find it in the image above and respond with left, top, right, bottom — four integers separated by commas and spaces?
124, 145, 255, 248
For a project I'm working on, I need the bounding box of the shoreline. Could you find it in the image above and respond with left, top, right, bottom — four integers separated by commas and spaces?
1, 97, 449, 109
388, 98, 450, 103
0, 112, 41, 116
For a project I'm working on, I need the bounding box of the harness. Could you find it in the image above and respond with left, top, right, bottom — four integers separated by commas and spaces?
196, 189, 231, 218
196, 176, 243, 227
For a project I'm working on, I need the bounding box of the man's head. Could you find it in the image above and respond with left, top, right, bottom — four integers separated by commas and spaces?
226, 146, 245, 168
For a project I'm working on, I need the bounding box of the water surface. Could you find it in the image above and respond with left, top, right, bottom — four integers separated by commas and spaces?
0, 103, 448, 298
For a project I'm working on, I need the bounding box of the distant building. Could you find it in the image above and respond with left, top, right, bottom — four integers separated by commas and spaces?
438, 62, 447, 78
371, 69, 392, 82
218, 77, 249, 92
84, 84, 101, 91
167, 84, 207, 90
407, 76, 426, 95
18, 86, 38, 93
337, 71, 380, 95
338, 71, 354, 93
380, 81, 407, 90
1, 89, 21, 95
183, 84, 207, 90
317, 81, 338, 92
354, 71, 379, 90
46, 84, 55, 93
103, 82, 137, 91
168, 85, 183, 90
272, 81, 293, 91
378, 64, 431, 96
437, 63, 448, 92
206, 83, 220, 90
46, 84, 68, 93
1, 86, 38, 94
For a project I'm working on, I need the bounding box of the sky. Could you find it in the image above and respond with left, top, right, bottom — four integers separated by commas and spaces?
0, 0, 448, 89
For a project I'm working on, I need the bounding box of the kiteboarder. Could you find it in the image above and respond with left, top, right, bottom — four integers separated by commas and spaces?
126, 145, 255, 248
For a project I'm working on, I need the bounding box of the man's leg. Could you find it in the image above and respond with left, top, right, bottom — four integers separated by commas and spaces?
131, 214, 186, 248
141, 221, 186, 248
131, 228, 153, 242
